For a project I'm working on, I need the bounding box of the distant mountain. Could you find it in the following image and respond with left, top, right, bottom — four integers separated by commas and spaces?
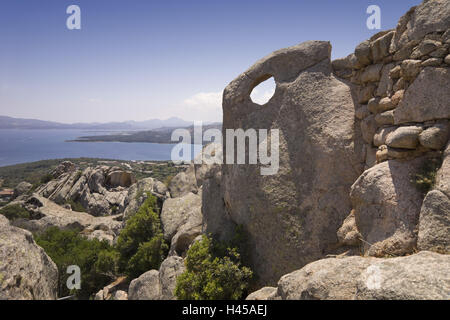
0, 115, 193, 130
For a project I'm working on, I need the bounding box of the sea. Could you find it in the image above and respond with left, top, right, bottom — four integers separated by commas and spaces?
0, 129, 200, 167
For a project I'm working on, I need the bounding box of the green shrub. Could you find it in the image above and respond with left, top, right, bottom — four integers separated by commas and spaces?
175, 234, 253, 300
412, 157, 442, 195
40, 173, 54, 184
116, 193, 168, 279
0, 204, 31, 220
35, 227, 118, 299
66, 199, 87, 213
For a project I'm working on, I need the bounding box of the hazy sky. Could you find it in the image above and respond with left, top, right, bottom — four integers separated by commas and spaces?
0, 0, 421, 123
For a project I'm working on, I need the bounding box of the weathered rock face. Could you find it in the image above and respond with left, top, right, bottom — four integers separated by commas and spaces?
246, 287, 277, 300
275, 256, 375, 300
158, 256, 186, 300
127, 256, 186, 300
350, 159, 425, 256
417, 141, 450, 253
12, 195, 122, 245
105, 170, 136, 188
265, 251, 450, 300
128, 270, 161, 300
354, 251, 450, 300
0, 215, 58, 300
221, 40, 363, 285
13, 182, 32, 199
123, 177, 168, 220
161, 191, 202, 242
394, 68, 450, 123
417, 190, 450, 253
168, 164, 198, 198
37, 165, 136, 216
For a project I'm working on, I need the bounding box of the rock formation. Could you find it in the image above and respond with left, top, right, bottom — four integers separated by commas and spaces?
0, 215, 58, 300
204, 0, 450, 292
259, 251, 449, 300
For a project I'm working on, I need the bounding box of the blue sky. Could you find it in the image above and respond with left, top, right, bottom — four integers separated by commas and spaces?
0, 0, 421, 123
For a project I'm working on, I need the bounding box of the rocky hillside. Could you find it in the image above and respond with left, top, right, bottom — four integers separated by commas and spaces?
0, 0, 449, 300
206, 0, 450, 298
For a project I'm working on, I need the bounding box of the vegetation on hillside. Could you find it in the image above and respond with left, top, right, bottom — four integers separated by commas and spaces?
0, 158, 182, 188
35, 193, 168, 299
116, 193, 168, 279
175, 232, 253, 300
0, 204, 31, 220
35, 227, 119, 299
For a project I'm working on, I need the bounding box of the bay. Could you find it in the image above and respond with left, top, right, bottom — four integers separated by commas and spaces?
0, 129, 199, 167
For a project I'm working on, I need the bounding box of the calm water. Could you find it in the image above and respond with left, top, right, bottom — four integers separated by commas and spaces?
0, 129, 199, 167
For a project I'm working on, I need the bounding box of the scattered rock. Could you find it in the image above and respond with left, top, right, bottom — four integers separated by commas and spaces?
394, 68, 450, 124
385, 126, 423, 149
361, 115, 377, 144
411, 39, 441, 58
370, 31, 394, 62
361, 64, 382, 83
350, 159, 424, 256
400, 59, 422, 80
161, 191, 202, 241
375, 110, 394, 126
355, 40, 372, 66
169, 164, 198, 198
445, 54, 450, 64
355, 251, 450, 300
355, 105, 370, 120
419, 124, 449, 150
417, 190, 450, 253
13, 182, 32, 199
106, 170, 136, 188
377, 97, 395, 113
159, 256, 186, 300
421, 57, 443, 67
270, 251, 450, 300
390, 90, 404, 106
123, 177, 168, 220
337, 210, 361, 246
128, 270, 161, 300
373, 127, 396, 147
246, 287, 278, 300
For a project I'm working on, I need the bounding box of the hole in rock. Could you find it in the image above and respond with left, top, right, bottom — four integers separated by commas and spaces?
250, 76, 276, 105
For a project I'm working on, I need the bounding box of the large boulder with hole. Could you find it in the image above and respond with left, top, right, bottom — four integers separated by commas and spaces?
0, 215, 58, 300
220, 40, 364, 285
